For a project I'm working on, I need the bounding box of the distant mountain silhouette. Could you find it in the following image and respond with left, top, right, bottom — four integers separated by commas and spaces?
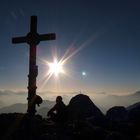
0, 100, 4, 108
67, 94, 104, 121
95, 91, 140, 112
105, 102, 140, 123
126, 102, 140, 122
131, 91, 140, 96
1, 90, 140, 114
37, 107, 50, 118
0, 103, 27, 113
0, 100, 55, 117
0, 91, 140, 116
127, 102, 140, 110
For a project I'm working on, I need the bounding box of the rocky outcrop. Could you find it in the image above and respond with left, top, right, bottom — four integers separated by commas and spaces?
67, 94, 104, 121
106, 106, 127, 122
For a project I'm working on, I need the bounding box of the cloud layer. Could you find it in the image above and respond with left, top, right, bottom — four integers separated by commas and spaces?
0, 90, 140, 113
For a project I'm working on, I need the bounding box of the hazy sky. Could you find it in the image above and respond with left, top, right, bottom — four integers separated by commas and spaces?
0, 0, 140, 95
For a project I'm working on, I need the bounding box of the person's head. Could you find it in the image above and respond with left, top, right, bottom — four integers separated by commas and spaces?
56, 96, 62, 103
34, 95, 43, 106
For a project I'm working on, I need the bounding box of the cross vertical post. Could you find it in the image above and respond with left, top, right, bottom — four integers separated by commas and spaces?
12, 16, 56, 116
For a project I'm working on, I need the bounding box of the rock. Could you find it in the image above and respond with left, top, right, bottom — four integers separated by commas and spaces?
127, 102, 140, 111
67, 94, 104, 121
127, 102, 140, 122
106, 106, 127, 122
127, 106, 140, 122
106, 131, 128, 140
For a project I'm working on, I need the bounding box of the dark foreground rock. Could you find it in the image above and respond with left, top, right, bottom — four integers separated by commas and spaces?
127, 104, 140, 123
0, 94, 140, 140
0, 112, 139, 140
106, 106, 127, 122
67, 94, 104, 120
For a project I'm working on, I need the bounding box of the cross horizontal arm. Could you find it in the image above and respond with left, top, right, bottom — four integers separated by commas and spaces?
12, 36, 27, 44
39, 33, 56, 41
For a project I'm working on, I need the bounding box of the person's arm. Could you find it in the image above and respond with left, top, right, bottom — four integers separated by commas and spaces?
47, 104, 56, 116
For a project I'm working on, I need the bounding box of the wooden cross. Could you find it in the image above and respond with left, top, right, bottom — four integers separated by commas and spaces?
12, 16, 56, 116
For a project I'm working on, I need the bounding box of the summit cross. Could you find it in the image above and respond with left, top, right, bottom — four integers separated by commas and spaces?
12, 16, 56, 116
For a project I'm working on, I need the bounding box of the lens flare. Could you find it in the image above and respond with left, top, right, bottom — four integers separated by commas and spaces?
38, 31, 101, 91
47, 59, 64, 77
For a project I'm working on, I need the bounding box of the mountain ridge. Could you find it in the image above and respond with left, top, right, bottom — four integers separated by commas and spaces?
0, 91, 140, 115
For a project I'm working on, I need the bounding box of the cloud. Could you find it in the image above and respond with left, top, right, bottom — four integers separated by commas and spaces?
0, 90, 27, 108
96, 92, 107, 95
0, 89, 140, 113
0, 90, 26, 96
0, 90, 12, 96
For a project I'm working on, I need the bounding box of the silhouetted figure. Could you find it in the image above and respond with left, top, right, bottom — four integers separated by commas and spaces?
34, 95, 43, 107
47, 96, 67, 123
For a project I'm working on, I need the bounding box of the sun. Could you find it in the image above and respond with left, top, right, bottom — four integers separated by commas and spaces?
47, 59, 64, 77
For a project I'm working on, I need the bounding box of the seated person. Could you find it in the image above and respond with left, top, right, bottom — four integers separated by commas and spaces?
47, 96, 67, 123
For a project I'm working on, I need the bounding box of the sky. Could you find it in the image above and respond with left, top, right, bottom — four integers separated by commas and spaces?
0, 0, 140, 96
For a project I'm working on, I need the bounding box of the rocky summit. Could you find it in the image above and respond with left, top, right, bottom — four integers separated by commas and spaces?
67, 94, 104, 121
0, 94, 140, 140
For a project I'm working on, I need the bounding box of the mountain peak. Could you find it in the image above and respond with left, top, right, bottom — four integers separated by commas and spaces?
67, 94, 104, 120
133, 91, 140, 96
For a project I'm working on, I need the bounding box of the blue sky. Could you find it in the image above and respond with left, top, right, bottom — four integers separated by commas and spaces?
0, 0, 140, 94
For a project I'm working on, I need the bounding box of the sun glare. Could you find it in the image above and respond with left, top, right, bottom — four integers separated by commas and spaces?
38, 35, 97, 90
47, 59, 64, 77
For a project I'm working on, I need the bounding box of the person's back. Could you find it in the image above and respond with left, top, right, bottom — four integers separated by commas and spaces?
55, 100, 67, 122
47, 96, 67, 123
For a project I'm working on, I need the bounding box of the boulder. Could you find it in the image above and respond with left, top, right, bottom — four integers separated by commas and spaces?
106, 106, 127, 122
106, 131, 128, 140
127, 106, 140, 122
67, 94, 104, 121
